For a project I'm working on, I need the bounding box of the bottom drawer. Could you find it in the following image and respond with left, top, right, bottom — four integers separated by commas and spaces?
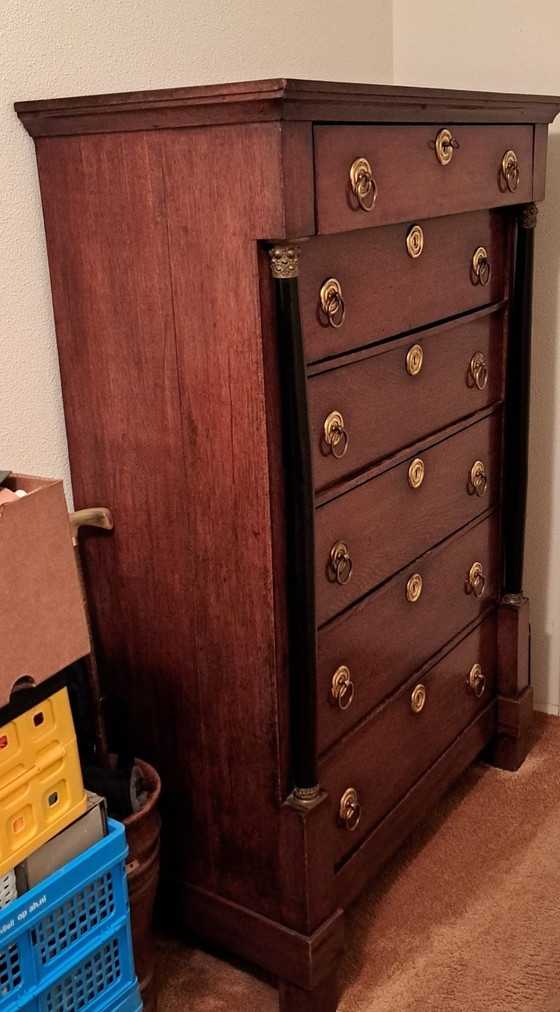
320, 614, 497, 866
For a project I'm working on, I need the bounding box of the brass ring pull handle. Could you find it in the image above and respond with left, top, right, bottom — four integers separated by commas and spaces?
435, 128, 459, 165
406, 573, 423, 603
408, 458, 425, 489
411, 683, 427, 713
338, 787, 361, 831
406, 344, 424, 376
500, 149, 520, 193
349, 157, 378, 212
469, 351, 488, 390
320, 278, 346, 329
466, 663, 486, 698
468, 460, 488, 497
330, 665, 355, 710
323, 410, 349, 459
472, 247, 491, 287
328, 540, 353, 586
466, 561, 486, 599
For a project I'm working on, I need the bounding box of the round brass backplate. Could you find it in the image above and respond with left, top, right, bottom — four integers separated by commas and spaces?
411, 683, 427, 713
435, 127, 454, 165
406, 224, 424, 258
408, 458, 425, 489
406, 344, 424, 376
406, 573, 423, 603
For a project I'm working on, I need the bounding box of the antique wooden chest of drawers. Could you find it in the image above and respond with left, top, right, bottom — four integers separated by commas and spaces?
16, 80, 560, 1010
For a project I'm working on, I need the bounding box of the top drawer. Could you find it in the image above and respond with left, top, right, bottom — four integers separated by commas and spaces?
314, 124, 534, 234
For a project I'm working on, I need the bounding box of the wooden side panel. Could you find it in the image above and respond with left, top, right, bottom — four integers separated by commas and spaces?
159, 122, 293, 914
35, 122, 305, 921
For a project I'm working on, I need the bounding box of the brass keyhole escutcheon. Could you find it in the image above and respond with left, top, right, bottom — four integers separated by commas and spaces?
466, 663, 486, 698
338, 787, 361, 831
323, 410, 349, 459
406, 224, 424, 259
472, 247, 491, 287
469, 352, 488, 390
408, 458, 425, 489
349, 157, 378, 212
406, 344, 424, 376
466, 561, 486, 599
406, 573, 423, 603
330, 665, 355, 710
411, 683, 427, 713
434, 127, 458, 165
328, 540, 353, 586
468, 460, 488, 497
320, 278, 346, 329
500, 149, 520, 192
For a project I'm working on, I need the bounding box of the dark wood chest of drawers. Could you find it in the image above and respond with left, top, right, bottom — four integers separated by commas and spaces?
16, 80, 560, 1011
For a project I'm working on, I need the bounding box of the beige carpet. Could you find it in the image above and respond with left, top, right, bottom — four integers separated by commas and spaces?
157, 714, 560, 1011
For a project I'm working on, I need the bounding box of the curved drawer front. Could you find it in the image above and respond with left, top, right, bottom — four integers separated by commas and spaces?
318, 511, 500, 753
315, 410, 502, 626
320, 614, 497, 866
309, 309, 505, 492
299, 209, 508, 363
314, 124, 533, 235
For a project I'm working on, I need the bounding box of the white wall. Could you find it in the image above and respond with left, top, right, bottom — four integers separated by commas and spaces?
393, 1, 560, 713
1, 0, 393, 492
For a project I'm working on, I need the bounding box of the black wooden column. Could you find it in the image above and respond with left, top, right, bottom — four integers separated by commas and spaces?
268, 244, 320, 805
503, 202, 538, 599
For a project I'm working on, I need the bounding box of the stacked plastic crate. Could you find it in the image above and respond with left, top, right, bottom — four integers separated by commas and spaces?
0, 475, 141, 1011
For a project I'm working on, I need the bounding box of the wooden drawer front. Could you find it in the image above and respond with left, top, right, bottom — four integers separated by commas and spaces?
320, 614, 497, 866
314, 124, 533, 235
315, 410, 502, 626
309, 309, 505, 492
299, 210, 508, 363
317, 512, 500, 753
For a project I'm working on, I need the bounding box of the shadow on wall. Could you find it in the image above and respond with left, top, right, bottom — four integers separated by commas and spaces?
525, 128, 560, 713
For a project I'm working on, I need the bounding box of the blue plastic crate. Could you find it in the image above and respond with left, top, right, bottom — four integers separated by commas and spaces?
0, 819, 140, 1011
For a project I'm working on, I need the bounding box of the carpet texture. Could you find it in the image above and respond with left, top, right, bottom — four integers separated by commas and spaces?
157, 713, 560, 1010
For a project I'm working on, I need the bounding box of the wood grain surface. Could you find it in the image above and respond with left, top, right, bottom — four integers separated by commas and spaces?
299, 210, 509, 362
309, 307, 506, 492
317, 511, 500, 752
314, 124, 534, 234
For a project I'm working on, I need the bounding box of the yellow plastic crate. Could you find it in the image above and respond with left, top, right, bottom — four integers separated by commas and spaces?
0, 686, 87, 876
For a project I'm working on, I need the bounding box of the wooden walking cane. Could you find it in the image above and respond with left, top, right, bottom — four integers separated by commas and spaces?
69, 507, 113, 769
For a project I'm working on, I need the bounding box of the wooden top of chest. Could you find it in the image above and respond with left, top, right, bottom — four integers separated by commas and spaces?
15, 78, 560, 138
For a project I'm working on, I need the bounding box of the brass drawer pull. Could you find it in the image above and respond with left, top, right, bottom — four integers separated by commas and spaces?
466, 662, 486, 698
330, 665, 355, 710
349, 157, 377, 212
406, 344, 424, 376
472, 246, 491, 287
468, 460, 488, 497
408, 458, 425, 489
466, 561, 486, 598
323, 410, 349, 459
435, 127, 459, 165
338, 787, 361, 831
406, 573, 423, 603
411, 683, 427, 713
320, 278, 346, 328
328, 540, 353, 586
406, 224, 424, 259
500, 149, 520, 192
469, 351, 488, 390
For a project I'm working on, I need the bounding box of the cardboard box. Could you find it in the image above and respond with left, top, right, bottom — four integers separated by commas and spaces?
0, 474, 90, 705
15, 792, 107, 892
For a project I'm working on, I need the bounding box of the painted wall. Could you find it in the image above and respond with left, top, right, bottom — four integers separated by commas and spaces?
1, 0, 393, 491
393, 1, 560, 713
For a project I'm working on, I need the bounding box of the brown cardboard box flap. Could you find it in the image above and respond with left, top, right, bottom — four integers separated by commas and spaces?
0, 474, 90, 704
